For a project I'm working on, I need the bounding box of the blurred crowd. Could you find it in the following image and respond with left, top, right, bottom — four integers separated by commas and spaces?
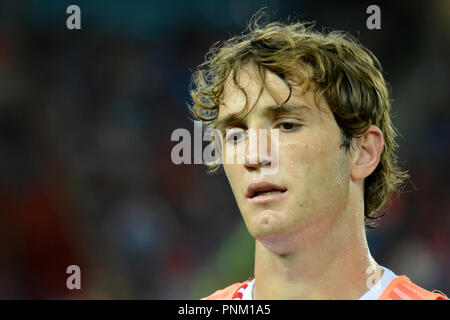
0, 0, 448, 299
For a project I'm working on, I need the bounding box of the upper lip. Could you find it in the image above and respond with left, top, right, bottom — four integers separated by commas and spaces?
246, 181, 287, 198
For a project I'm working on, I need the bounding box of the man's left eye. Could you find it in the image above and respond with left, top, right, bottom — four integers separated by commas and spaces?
277, 122, 300, 131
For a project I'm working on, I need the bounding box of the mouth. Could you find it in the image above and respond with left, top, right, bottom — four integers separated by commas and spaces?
246, 181, 287, 204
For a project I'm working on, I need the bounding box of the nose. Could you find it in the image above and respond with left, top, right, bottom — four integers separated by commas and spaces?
244, 128, 273, 171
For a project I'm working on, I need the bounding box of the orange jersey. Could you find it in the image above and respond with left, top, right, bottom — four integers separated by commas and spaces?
202, 276, 448, 300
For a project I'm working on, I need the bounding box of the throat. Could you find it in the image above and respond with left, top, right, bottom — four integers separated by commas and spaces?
253, 232, 376, 300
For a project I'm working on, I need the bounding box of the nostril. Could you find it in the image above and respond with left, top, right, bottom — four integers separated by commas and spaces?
244, 163, 258, 172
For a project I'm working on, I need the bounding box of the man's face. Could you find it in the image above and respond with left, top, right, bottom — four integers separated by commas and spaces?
218, 64, 353, 254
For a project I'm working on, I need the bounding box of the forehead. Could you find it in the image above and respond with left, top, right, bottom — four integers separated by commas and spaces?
220, 64, 287, 112
218, 64, 332, 123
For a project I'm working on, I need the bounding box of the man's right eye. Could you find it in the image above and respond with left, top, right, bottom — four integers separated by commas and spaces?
225, 128, 246, 143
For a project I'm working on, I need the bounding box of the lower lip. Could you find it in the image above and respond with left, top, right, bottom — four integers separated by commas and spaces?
247, 191, 287, 204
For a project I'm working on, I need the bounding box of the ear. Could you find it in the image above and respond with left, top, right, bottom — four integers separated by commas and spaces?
350, 125, 384, 181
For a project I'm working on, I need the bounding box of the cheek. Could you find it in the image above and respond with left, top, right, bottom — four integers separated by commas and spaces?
282, 141, 350, 218
281, 139, 326, 176
223, 163, 242, 194
281, 134, 348, 192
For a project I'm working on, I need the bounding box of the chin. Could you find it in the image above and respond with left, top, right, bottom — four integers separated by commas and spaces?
248, 210, 296, 254
252, 209, 284, 230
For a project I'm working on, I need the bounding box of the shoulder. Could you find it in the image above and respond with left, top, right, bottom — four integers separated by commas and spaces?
201, 281, 250, 300
379, 275, 448, 300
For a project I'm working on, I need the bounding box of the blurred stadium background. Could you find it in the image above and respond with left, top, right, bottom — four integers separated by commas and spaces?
0, 0, 448, 299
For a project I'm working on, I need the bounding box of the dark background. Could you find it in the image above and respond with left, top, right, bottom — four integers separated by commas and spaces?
0, 0, 448, 299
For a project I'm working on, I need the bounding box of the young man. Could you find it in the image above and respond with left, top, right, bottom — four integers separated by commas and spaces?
188, 14, 448, 300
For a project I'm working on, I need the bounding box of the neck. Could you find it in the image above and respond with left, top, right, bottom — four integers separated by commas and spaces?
253, 207, 380, 300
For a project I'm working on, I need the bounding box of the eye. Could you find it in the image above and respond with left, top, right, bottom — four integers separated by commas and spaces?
225, 128, 246, 143
276, 122, 301, 132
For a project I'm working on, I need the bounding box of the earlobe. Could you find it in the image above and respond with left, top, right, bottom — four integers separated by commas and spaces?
350, 125, 384, 181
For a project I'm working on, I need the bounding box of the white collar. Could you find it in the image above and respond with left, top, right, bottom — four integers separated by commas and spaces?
359, 266, 397, 300
241, 266, 397, 300
241, 279, 255, 300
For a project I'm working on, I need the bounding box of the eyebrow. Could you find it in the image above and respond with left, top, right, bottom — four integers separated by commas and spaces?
215, 103, 312, 129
